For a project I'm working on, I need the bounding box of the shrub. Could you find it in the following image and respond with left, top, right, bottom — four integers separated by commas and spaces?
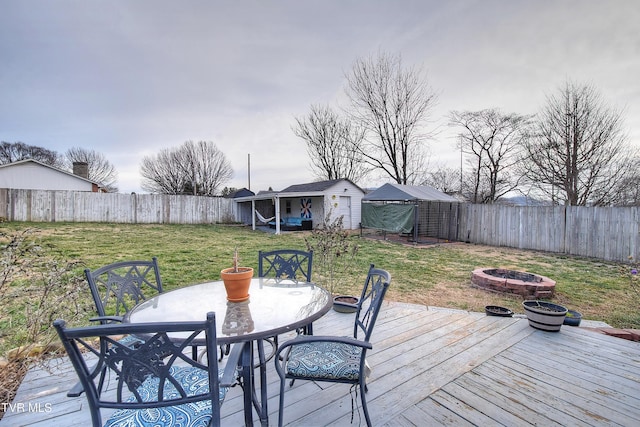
304, 212, 359, 295
0, 229, 92, 359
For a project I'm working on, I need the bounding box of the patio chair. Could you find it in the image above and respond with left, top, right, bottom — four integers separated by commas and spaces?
274, 264, 391, 427
85, 257, 163, 325
70, 258, 176, 397
258, 249, 313, 283
54, 311, 240, 427
258, 249, 314, 354
80, 258, 177, 361
83, 257, 211, 363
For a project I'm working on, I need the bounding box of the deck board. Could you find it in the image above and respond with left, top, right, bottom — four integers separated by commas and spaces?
2, 301, 640, 426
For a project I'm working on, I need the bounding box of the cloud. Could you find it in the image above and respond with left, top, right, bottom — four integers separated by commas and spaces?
1, 0, 639, 194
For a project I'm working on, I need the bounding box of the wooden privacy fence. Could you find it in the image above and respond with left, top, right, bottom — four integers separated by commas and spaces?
0, 189, 235, 224
2, 189, 638, 263
459, 204, 639, 262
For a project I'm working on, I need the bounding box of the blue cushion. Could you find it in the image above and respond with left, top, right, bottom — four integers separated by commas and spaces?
285, 341, 362, 381
104, 366, 228, 427
116, 334, 144, 348
284, 217, 302, 226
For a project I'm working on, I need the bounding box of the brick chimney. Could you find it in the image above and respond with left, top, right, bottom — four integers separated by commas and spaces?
72, 162, 89, 179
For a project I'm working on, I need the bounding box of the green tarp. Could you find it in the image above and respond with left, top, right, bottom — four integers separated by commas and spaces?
361, 203, 414, 233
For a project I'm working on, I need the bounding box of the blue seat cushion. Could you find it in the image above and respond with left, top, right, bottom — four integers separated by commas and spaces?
104, 366, 228, 427
285, 341, 362, 381
116, 334, 145, 348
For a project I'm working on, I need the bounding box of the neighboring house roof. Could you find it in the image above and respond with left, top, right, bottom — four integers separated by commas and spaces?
0, 159, 102, 191
362, 183, 459, 202
226, 188, 255, 198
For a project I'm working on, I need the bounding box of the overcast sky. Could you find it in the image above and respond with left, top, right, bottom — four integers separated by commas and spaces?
2, 0, 639, 194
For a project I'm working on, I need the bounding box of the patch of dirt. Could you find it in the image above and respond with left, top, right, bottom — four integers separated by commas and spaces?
391, 281, 524, 314
362, 232, 526, 264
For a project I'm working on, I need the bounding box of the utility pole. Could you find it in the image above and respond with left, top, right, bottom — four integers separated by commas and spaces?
459, 136, 463, 194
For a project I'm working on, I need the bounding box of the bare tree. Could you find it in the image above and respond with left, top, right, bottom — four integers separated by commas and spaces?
293, 104, 368, 184
449, 109, 531, 203
609, 164, 640, 206
523, 81, 634, 206
140, 148, 185, 194
64, 147, 119, 192
421, 164, 461, 195
345, 52, 437, 185
180, 141, 234, 196
0, 141, 62, 167
140, 141, 233, 196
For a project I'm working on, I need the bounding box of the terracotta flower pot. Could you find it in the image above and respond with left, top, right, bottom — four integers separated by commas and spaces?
221, 267, 253, 302
222, 300, 254, 335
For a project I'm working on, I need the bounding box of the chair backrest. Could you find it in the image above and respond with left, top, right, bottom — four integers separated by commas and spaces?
258, 249, 313, 282
354, 264, 391, 342
54, 312, 222, 427
85, 257, 163, 319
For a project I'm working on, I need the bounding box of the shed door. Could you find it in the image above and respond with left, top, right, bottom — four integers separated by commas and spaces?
338, 196, 351, 229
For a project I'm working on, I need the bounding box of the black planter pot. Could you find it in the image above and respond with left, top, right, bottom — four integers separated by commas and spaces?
563, 309, 582, 326
333, 295, 359, 313
485, 305, 514, 317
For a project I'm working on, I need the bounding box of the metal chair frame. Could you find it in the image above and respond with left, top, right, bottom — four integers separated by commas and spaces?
85, 257, 163, 323
258, 249, 314, 359
258, 249, 313, 284
54, 312, 239, 427
274, 264, 391, 427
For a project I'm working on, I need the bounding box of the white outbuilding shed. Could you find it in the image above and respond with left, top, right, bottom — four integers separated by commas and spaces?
233, 178, 365, 234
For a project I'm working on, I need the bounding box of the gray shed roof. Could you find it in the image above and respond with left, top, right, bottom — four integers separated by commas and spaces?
362, 183, 458, 202
281, 178, 363, 193
233, 178, 365, 203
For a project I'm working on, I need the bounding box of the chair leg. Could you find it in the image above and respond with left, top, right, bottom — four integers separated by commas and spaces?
219, 344, 230, 362
240, 342, 254, 426
278, 375, 287, 427
360, 380, 372, 427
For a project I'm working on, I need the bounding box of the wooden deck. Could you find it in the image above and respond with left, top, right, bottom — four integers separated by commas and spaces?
3, 301, 640, 426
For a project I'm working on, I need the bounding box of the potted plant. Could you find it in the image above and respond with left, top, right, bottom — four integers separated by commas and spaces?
563, 309, 582, 326
220, 248, 253, 302
304, 212, 360, 313
522, 300, 567, 332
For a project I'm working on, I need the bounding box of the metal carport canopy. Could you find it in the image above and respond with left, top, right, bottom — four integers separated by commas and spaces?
362, 183, 458, 202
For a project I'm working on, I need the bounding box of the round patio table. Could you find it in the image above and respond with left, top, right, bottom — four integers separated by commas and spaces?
125, 277, 332, 426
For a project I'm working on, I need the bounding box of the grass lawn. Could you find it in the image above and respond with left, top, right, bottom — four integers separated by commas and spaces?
2, 221, 638, 346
